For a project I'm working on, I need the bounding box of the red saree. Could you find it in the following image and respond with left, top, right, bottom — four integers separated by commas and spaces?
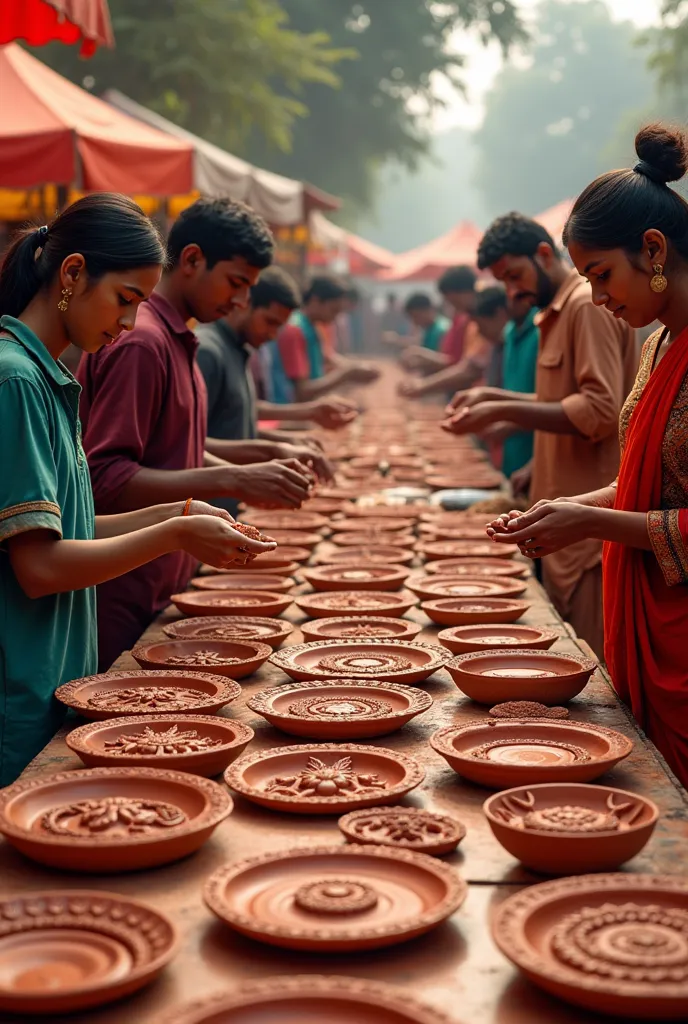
604, 327, 688, 787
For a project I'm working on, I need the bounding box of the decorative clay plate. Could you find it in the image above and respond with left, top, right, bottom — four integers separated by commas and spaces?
55, 670, 240, 721
271, 639, 448, 684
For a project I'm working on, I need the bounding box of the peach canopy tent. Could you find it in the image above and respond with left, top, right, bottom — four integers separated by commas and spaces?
308, 211, 395, 276
0, 0, 113, 57
378, 220, 483, 282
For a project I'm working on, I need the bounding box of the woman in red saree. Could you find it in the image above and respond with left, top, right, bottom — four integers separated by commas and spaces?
488, 123, 688, 787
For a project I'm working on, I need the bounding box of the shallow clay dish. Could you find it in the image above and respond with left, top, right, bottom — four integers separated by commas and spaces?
446, 649, 596, 704
171, 590, 292, 618
489, 701, 569, 721
302, 564, 410, 592
409, 574, 527, 602
421, 597, 530, 627
265, 530, 321, 551
55, 670, 240, 721
417, 529, 489, 546
190, 573, 293, 593
426, 473, 501, 490
203, 559, 301, 578
300, 615, 423, 642
225, 743, 424, 814
424, 557, 527, 578
339, 806, 465, 857
346, 504, 422, 519
295, 590, 417, 619
333, 516, 416, 533
271, 639, 449, 684
300, 498, 350, 515
430, 720, 633, 788
163, 615, 293, 648
318, 545, 416, 567
332, 531, 415, 548
204, 844, 465, 950
66, 714, 254, 777
248, 680, 432, 739
262, 544, 312, 563
132, 639, 272, 680
0, 890, 176, 1015
242, 511, 329, 532
484, 783, 659, 874
438, 625, 558, 656
0, 767, 232, 872
492, 873, 688, 1019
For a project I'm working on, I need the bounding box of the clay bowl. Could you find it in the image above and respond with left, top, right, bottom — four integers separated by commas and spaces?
55, 670, 240, 721
132, 639, 272, 680
0, 890, 176, 1015
265, 530, 321, 551
300, 498, 350, 515
430, 720, 633, 788
165, 976, 453, 1024
339, 806, 466, 857
264, 544, 312, 563
492, 873, 688, 1019
248, 680, 432, 739
424, 558, 527, 578
302, 564, 410, 592
409, 575, 527, 602
484, 782, 659, 874
300, 616, 423, 642
426, 474, 501, 490
333, 516, 417, 533
317, 545, 416, 567
242, 511, 329, 532
295, 590, 418, 619
202, 559, 300, 578
171, 590, 292, 618
438, 625, 559, 656
225, 743, 424, 814
417, 526, 489, 543
190, 573, 293, 593
350, 456, 424, 471
332, 531, 415, 548
345, 504, 423, 519
418, 539, 519, 559
163, 615, 294, 648
271, 639, 449, 685
421, 597, 531, 627
0, 766, 233, 872
204, 844, 465, 951
446, 649, 596, 705
66, 714, 254, 777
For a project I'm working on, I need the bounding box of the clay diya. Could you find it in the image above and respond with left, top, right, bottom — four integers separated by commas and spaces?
66, 714, 254, 777
0, 767, 232, 871
0, 890, 176, 1015
302, 564, 410, 592
430, 720, 633, 788
204, 844, 465, 950
295, 590, 418, 619
339, 806, 466, 857
190, 573, 293, 593
248, 680, 432, 739
421, 597, 531, 627
171, 590, 292, 618
418, 539, 519, 560
242, 511, 329, 532
438, 624, 559, 656
424, 558, 527, 578
446, 649, 595, 704
492, 873, 688, 1019
203, 558, 301, 578
300, 615, 423, 642
332, 531, 415, 548
333, 516, 417, 533
271, 639, 449, 684
489, 701, 569, 721
163, 615, 294, 648
409, 575, 527, 602
484, 783, 659, 874
318, 545, 416, 567
226, 743, 424, 814
132, 639, 272, 680
55, 670, 240, 721
264, 530, 321, 551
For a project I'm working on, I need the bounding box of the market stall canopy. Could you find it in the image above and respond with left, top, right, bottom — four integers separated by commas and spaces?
535, 199, 574, 246
379, 220, 482, 282
0, 44, 193, 193
0, 0, 113, 56
104, 89, 340, 226
309, 211, 395, 276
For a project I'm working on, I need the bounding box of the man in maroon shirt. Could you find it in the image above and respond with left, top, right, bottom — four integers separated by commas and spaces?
78, 197, 315, 669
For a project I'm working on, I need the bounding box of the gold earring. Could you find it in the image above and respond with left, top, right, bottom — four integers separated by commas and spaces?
650, 264, 668, 293
57, 287, 72, 312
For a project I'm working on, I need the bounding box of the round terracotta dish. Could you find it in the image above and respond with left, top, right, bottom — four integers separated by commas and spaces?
408, 575, 527, 602
163, 615, 294, 648
300, 498, 350, 515
242, 511, 329, 532
421, 597, 530, 627
271, 639, 448, 685
171, 590, 292, 618
190, 573, 293, 593
446, 649, 595, 705
426, 473, 501, 490
262, 544, 312, 563
248, 680, 432, 739
333, 517, 416, 534
318, 545, 416, 567
484, 782, 659, 874
492, 873, 688, 1019
300, 615, 423, 642
339, 806, 466, 857
302, 564, 410, 592
203, 558, 300, 577
430, 720, 633, 788
132, 639, 271, 680
420, 539, 518, 558
55, 670, 240, 721
0, 767, 232, 872
66, 714, 254, 777
332, 531, 415, 548
204, 844, 465, 950
424, 557, 527, 578
264, 530, 321, 551
438, 625, 559, 656
225, 743, 424, 814
346, 504, 422, 518
0, 890, 176, 1015
295, 590, 417, 619
417, 529, 489, 546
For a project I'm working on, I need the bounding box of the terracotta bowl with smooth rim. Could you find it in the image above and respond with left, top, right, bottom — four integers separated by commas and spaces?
339, 806, 466, 857
424, 558, 527, 578
430, 720, 633, 788
409, 575, 527, 602
421, 597, 531, 627
483, 782, 659, 874
295, 590, 418, 620
201, 559, 300, 578
317, 546, 416, 567
55, 670, 241, 721
271, 639, 449, 685
263, 530, 321, 551
241, 511, 329, 532
132, 639, 272, 680
302, 564, 410, 592
446, 649, 595, 704
171, 590, 293, 618
332, 531, 415, 548
438, 625, 559, 656
190, 573, 293, 593
163, 615, 294, 648
300, 615, 423, 642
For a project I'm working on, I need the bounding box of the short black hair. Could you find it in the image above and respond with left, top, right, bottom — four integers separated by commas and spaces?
477, 213, 558, 270
474, 285, 508, 318
438, 265, 477, 295
404, 292, 433, 313
251, 266, 301, 311
167, 196, 274, 270
302, 274, 348, 303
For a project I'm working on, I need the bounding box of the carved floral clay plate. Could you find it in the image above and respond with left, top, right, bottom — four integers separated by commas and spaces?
339, 806, 466, 857
171, 590, 293, 618
0, 767, 233, 872
302, 564, 410, 592
190, 573, 293, 593
331, 531, 416, 548
300, 615, 423, 642
317, 546, 416, 567
438, 625, 559, 656
408, 575, 527, 602
248, 680, 432, 739
430, 720, 633, 788
421, 598, 531, 627
271, 639, 449, 684
242, 511, 329, 532
263, 530, 321, 551
132, 639, 272, 680
446, 649, 596, 705
66, 714, 254, 777
295, 590, 418, 620
484, 783, 659, 874
204, 844, 465, 950
0, 890, 177, 1015
492, 874, 688, 1019
163, 615, 294, 648
424, 558, 527, 578
225, 743, 424, 814
55, 670, 241, 721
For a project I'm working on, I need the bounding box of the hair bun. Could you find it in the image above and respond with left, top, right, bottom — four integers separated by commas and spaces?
635, 123, 688, 184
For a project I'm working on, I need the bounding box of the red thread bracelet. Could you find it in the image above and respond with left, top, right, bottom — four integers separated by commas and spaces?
182, 497, 193, 517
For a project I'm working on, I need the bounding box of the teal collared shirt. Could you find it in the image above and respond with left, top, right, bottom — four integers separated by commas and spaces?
501, 308, 540, 478
422, 315, 451, 352
0, 316, 96, 784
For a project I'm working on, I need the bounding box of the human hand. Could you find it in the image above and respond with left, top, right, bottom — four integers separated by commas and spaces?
487, 500, 595, 558
480, 421, 514, 444
178, 515, 276, 568
347, 361, 381, 384
441, 401, 504, 436
275, 443, 334, 483
309, 397, 359, 430
400, 345, 428, 372
230, 458, 314, 509
510, 460, 533, 498
397, 378, 424, 399
186, 500, 235, 523
444, 386, 503, 417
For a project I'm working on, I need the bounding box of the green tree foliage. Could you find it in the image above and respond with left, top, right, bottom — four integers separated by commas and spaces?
646, 2, 688, 93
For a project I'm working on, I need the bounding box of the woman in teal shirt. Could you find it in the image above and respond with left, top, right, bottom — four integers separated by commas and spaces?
0, 194, 275, 784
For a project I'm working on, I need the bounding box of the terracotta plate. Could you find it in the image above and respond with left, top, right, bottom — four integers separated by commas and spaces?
492, 874, 688, 1019
301, 616, 423, 642
346, 504, 423, 518
484, 782, 659, 874
66, 714, 254, 777
303, 564, 410, 592
317, 546, 416, 567
0, 890, 176, 1015
242, 511, 329, 531
409, 575, 527, 602
446, 649, 596, 704
204, 844, 465, 950
332, 531, 415, 548
350, 456, 423, 471
55, 670, 240, 721
248, 680, 432, 739
430, 720, 633, 788
163, 615, 294, 648
262, 544, 312, 563
424, 558, 527, 578
0, 767, 232, 872
271, 639, 449, 684
438, 625, 559, 656
190, 573, 293, 593
339, 806, 466, 857
171, 590, 293, 618
295, 591, 418, 620
132, 639, 272, 680
333, 517, 417, 533
417, 530, 489, 546
421, 598, 531, 627
425, 474, 501, 490
264, 530, 321, 550
225, 743, 424, 814
201, 559, 300, 578
300, 498, 351, 514
419, 539, 518, 559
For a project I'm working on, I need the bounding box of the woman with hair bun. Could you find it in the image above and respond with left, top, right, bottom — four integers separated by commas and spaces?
489, 124, 688, 786
0, 193, 275, 784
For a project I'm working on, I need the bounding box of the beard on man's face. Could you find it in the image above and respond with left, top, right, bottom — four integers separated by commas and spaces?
512, 260, 558, 310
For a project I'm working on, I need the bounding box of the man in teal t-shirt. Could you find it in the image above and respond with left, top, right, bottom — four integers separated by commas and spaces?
501, 304, 540, 477
403, 293, 451, 351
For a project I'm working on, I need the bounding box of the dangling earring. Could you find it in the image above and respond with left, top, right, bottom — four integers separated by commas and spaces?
650, 264, 668, 293
57, 287, 72, 312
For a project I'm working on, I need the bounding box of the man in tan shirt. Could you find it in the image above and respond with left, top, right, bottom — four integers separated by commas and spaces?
443, 213, 636, 656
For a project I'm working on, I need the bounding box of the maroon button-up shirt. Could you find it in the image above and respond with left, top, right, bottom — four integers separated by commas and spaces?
78, 292, 207, 669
